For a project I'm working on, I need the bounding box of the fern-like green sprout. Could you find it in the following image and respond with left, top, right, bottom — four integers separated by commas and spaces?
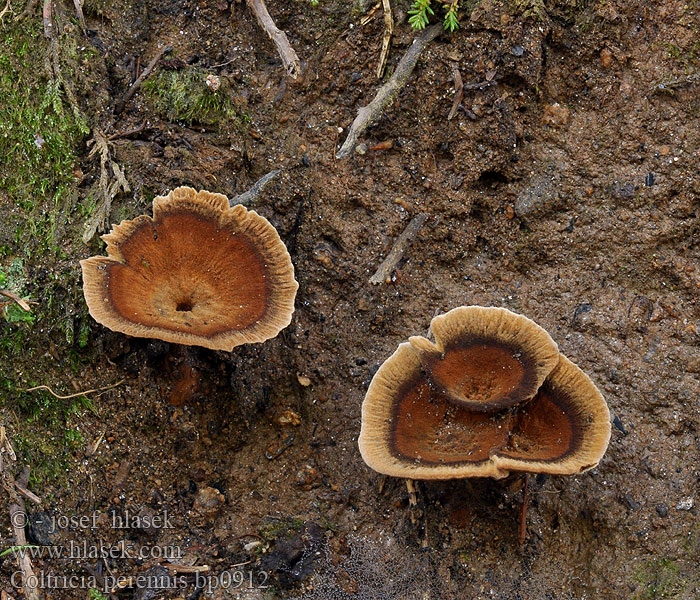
409, 0, 462, 31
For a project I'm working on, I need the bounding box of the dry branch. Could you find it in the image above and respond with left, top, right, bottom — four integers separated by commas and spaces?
245, 0, 301, 79
0, 289, 32, 312
114, 45, 172, 115
72, 0, 85, 33
0, 0, 12, 23
448, 66, 463, 120
1, 429, 43, 600
336, 22, 442, 159
230, 170, 282, 206
369, 213, 428, 284
376, 0, 393, 79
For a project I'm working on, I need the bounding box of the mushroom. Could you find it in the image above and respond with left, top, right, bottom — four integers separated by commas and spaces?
407, 306, 559, 412
81, 186, 298, 351
358, 307, 610, 480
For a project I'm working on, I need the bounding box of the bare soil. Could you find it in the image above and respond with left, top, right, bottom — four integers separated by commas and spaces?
1, 0, 699, 599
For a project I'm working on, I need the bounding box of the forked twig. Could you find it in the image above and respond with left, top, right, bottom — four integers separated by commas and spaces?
0, 0, 12, 23
114, 45, 172, 114
336, 22, 442, 158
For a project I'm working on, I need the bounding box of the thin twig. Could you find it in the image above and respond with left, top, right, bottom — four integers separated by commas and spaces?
114, 45, 172, 114
369, 213, 428, 284
14, 480, 42, 505
0, 290, 32, 312
245, 0, 301, 79
21, 379, 128, 400
230, 170, 282, 206
209, 56, 237, 69
336, 22, 442, 159
161, 564, 210, 574
41, 0, 52, 38
0, 0, 12, 24
376, 0, 393, 79
14, 0, 38, 21
360, 1, 381, 26
108, 120, 149, 141
73, 0, 85, 34
2, 434, 42, 600
519, 474, 529, 548
448, 66, 463, 120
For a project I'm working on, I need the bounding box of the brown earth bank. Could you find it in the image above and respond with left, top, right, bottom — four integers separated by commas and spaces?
0, 0, 698, 599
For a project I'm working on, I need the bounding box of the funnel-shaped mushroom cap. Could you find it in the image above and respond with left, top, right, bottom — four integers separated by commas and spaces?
492, 354, 611, 475
359, 309, 610, 480
408, 306, 559, 411
359, 343, 512, 479
81, 187, 298, 351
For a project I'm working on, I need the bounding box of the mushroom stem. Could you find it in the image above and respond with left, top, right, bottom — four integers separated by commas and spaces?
518, 474, 529, 548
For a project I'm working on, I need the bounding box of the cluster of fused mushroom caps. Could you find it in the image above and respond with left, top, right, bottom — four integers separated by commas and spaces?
81, 187, 610, 520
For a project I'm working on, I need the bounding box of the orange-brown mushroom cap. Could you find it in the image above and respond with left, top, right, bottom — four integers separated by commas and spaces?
408, 306, 559, 412
358, 310, 611, 480
492, 354, 611, 476
80, 187, 298, 351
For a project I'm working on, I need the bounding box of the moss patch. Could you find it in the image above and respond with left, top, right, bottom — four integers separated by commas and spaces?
142, 69, 243, 126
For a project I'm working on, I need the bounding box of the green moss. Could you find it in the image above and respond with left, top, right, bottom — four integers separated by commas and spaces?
0, 16, 88, 258
259, 516, 306, 542
142, 69, 242, 126
513, 0, 547, 21
633, 559, 687, 600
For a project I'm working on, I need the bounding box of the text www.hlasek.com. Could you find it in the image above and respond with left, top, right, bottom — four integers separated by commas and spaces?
7, 541, 183, 561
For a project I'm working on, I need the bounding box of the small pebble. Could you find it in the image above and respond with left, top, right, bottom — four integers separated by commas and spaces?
542, 103, 570, 128
655, 504, 669, 517
277, 408, 301, 426
645, 172, 655, 186
511, 45, 524, 57
600, 48, 614, 68
676, 497, 694, 511
297, 374, 312, 387
244, 540, 262, 552
205, 74, 221, 91
194, 486, 225, 515
355, 143, 367, 155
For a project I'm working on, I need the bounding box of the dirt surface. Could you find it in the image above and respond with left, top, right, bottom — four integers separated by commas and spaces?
1, 0, 699, 599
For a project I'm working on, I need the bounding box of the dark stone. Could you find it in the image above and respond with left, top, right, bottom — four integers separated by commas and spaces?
613, 415, 629, 435
512, 45, 524, 57
260, 521, 324, 588
132, 566, 178, 600
623, 494, 641, 510
644, 173, 655, 186
27, 511, 60, 546
655, 503, 669, 517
